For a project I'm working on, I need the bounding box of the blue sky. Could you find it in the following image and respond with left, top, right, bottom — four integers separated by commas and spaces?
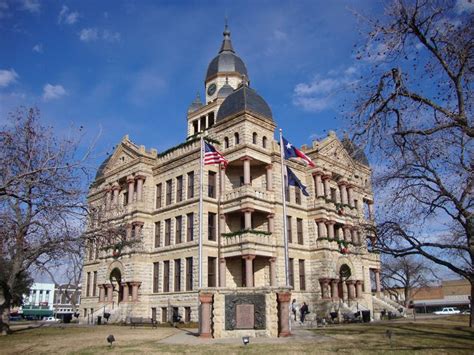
0, 0, 385, 160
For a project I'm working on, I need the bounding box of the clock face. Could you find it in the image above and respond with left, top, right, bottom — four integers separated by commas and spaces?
207, 83, 217, 96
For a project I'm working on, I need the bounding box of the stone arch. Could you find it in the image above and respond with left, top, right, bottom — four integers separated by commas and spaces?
335, 256, 355, 279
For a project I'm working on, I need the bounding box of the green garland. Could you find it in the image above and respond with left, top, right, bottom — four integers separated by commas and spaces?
158, 136, 220, 158
101, 239, 138, 251
222, 229, 272, 237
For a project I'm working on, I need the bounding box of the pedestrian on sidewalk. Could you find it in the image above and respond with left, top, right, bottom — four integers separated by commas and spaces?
300, 302, 309, 323
291, 299, 298, 321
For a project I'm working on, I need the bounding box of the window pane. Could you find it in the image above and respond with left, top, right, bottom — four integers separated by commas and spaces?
187, 172, 194, 198
166, 180, 172, 205
208, 257, 216, 287
156, 184, 162, 208
208, 172, 216, 198
176, 176, 183, 202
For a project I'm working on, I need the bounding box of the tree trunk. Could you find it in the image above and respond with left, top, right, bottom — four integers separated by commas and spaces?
0, 303, 11, 336
470, 279, 474, 328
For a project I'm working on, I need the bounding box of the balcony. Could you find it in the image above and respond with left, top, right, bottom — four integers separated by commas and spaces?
221, 230, 276, 257
222, 185, 274, 213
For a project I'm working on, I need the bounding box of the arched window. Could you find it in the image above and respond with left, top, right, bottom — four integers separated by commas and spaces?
224, 137, 229, 148
252, 132, 257, 144
262, 136, 267, 148
234, 132, 240, 145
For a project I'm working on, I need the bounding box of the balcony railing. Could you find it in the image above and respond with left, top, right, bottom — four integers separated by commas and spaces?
222, 185, 274, 203
222, 230, 274, 248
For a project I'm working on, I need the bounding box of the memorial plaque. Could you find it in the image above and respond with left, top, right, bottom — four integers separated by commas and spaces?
235, 304, 254, 329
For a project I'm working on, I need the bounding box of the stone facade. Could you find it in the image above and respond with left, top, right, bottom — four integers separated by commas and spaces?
79, 26, 384, 330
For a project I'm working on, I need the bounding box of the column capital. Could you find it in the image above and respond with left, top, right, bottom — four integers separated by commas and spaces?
312, 169, 324, 176
242, 254, 256, 261
219, 257, 226, 263
322, 173, 332, 180
241, 208, 255, 213
98, 284, 105, 289
135, 174, 146, 180
127, 176, 135, 183
129, 281, 142, 287
220, 164, 227, 170
265, 164, 273, 170
319, 277, 331, 284
315, 218, 328, 223
267, 213, 275, 219
120, 282, 129, 287
330, 279, 339, 285
277, 291, 291, 303
355, 280, 363, 285
240, 156, 253, 162
105, 283, 113, 289
111, 183, 120, 190
346, 280, 356, 285
338, 180, 348, 186
269, 257, 277, 263
132, 221, 144, 226
199, 293, 213, 304
326, 220, 336, 225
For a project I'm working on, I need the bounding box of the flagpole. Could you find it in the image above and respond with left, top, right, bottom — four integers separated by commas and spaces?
198, 136, 204, 288
279, 128, 290, 287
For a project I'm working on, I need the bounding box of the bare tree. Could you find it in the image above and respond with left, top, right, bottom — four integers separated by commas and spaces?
351, 1, 473, 326
381, 255, 438, 307
0, 107, 90, 335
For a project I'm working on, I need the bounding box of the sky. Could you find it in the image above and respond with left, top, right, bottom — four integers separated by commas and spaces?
0, 0, 386, 161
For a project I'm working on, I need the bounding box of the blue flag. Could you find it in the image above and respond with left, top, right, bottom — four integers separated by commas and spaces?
286, 166, 309, 196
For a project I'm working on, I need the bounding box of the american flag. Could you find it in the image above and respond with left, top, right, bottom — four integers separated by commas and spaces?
204, 141, 228, 167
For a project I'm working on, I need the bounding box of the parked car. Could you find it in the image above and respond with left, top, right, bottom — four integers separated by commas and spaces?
434, 307, 461, 315
461, 309, 471, 315
8, 315, 22, 321
43, 316, 60, 322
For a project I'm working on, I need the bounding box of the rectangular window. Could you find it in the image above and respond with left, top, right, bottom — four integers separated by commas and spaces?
175, 216, 182, 244
176, 176, 183, 202
208, 213, 216, 241
166, 179, 172, 205
154, 221, 161, 248
295, 186, 301, 205
151, 307, 157, 322
297, 218, 303, 245
289, 258, 294, 288
174, 259, 181, 292
208, 257, 216, 287
299, 259, 306, 291
208, 171, 216, 198
92, 271, 97, 297
165, 219, 171, 246
287, 216, 292, 243
156, 183, 162, 208
186, 257, 193, 291
86, 272, 90, 297
153, 262, 159, 293
185, 307, 191, 322
161, 307, 167, 323
187, 171, 194, 199
187, 213, 194, 241
163, 261, 170, 292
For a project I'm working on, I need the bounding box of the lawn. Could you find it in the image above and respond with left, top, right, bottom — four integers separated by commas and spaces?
0, 316, 472, 354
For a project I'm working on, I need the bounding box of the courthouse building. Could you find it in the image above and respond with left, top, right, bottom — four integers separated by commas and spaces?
80, 26, 390, 325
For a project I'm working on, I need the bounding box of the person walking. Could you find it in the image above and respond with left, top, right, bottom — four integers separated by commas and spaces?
291, 299, 298, 321
300, 302, 309, 323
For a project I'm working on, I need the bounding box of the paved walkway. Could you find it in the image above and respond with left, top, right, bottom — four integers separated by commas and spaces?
158, 328, 329, 345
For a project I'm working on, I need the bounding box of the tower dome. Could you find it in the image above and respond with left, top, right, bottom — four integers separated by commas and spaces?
205, 25, 248, 83
216, 83, 272, 122
217, 78, 234, 99
187, 92, 203, 113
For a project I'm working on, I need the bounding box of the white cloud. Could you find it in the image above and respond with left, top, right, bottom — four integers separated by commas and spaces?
42, 84, 67, 101
20, 0, 40, 13
58, 5, 79, 25
455, 0, 474, 13
0, 69, 19, 87
293, 66, 359, 112
363, 42, 389, 63
32, 43, 43, 53
79, 28, 120, 42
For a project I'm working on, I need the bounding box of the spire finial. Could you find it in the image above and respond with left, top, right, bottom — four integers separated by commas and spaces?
219, 18, 234, 53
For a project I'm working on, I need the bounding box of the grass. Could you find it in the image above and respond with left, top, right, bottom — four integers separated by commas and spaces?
0, 315, 472, 354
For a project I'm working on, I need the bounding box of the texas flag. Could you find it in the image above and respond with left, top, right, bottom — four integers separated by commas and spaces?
282, 136, 315, 167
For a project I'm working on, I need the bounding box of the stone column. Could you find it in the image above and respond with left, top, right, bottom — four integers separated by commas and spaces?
219, 214, 226, 235
243, 255, 255, 287
314, 173, 323, 197
105, 189, 111, 209
347, 185, 354, 207
197, 118, 201, 133
242, 157, 252, 185
243, 209, 253, 229
136, 175, 145, 202
322, 175, 331, 198
331, 279, 339, 300
219, 258, 226, 287
133, 221, 144, 238
267, 214, 275, 233
342, 281, 348, 301
126, 223, 132, 240
356, 281, 363, 298
277, 292, 291, 337
317, 220, 327, 239
98, 285, 105, 302
320, 279, 330, 299
344, 226, 352, 242
339, 182, 348, 205
199, 293, 213, 338
375, 269, 382, 295
269, 257, 277, 287
112, 184, 120, 206
121, 282, 129, 302
127, 176, 135, 204
347, 281, 356, 300
327, 221, 335, 239
266, 164, 273, 191
106, 284, 113, 302
130, 282, 141, 302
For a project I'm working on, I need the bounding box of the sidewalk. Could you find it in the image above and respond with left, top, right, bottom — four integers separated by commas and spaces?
158, 328, 329, 345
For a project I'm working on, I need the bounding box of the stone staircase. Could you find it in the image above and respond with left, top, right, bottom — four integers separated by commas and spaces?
372, 295, 405, 317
